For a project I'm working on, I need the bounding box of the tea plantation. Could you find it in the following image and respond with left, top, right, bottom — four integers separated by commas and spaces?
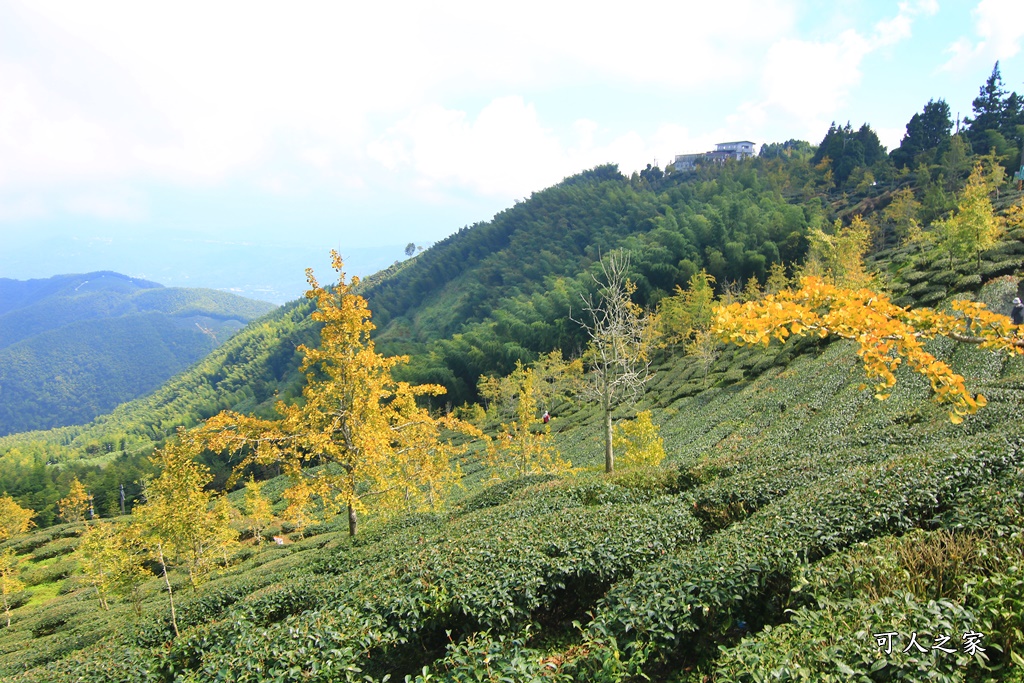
1, 270, 1022, 682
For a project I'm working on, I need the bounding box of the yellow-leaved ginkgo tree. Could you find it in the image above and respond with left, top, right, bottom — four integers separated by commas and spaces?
0, 495, 34, 543
713, 277, 1024, 423
196, 252, 476, 536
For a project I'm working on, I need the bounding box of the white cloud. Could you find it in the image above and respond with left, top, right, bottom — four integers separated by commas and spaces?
0, 61, 122, 187
2, 0, 796, 199
736, 1, 936, 142
368, 97, 720, 198
64, 188, 146, 221
5, 0, 951, 226
942, 0, 1024, 72
874, 125, 908, 153
0, 194, 47, 222
369, 97, 567, 198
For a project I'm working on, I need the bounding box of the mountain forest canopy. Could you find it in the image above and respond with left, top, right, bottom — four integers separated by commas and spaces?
0, 272, 276, 436
0, 64, 1023, 681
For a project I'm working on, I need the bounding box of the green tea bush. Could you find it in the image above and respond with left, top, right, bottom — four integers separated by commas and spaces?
29, 536, 78, 561
20, 558, 76, 587
458, 474, 560, 514
150, 496, 701, 680
405, 628, 573, 683
576, 440, 1023, 675
713, 524, 1024, 681
8, 641, 163, 683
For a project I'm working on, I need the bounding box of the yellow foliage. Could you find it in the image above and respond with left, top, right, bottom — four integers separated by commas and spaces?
935, 163, 1004, 264
713, 277, 1023, 422
0, 495, 34, 542
58, 477, 91, 523
281, 473, 317, 539
803, 216, 873, 288
656, 270, 716, 348
612, 410, 666, 469
764, 262, 790, 295
485, 363, 571, 480
195, 251, 478, 535
882, 187, 925, 246
479, 351, 581, 420
134, 437, 234, 589
0, 547, 25, 627
1006, 200, 1024, 231
76, 521, 148, 611
243, 478, 274, 546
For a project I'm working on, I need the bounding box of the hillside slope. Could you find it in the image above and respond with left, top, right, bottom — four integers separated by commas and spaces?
0, 161, 826, 459
1, 276, 1021, 681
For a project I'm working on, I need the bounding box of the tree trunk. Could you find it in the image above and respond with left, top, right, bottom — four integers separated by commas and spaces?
603, 383, 614, 474
158, 543, 179, 637
348, 503, 358, 537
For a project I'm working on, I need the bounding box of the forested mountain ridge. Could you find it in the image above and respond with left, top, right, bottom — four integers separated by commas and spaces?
364, 161, 821, 403
0, 272, 277, 436
0, 272, 274, 349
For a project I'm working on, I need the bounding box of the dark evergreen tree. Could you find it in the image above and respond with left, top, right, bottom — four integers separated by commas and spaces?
964, 62, 1023, 168
639, 164, 664, 183
812, 122, 886, 185
891, 99, 953, 168
965, 62, 1007, 143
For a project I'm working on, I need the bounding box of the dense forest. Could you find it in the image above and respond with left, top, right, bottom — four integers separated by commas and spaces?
0, 63, 1023, 681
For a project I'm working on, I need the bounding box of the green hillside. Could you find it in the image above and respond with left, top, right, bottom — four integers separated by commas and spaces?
1, 275, 1021, 680
0, 273, 277, 435
1, 69, 1024, 681
0, 160, 827, 459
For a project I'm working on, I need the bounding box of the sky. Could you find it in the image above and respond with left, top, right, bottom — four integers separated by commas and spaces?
1, 0, 1023, 303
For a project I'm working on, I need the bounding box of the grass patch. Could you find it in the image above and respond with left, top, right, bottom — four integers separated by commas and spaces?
25, 582, 62, 608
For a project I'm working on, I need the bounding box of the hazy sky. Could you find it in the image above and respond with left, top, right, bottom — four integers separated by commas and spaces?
2, 0, 1023, 302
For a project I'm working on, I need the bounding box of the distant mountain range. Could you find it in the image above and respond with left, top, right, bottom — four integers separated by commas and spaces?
0, 232, 411, 305
0, 271, 277, 435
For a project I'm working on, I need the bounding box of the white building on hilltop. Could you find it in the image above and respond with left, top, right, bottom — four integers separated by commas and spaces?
673, 141, 756, 171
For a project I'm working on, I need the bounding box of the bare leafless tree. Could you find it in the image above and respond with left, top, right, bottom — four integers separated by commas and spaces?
572, 251, 652, 473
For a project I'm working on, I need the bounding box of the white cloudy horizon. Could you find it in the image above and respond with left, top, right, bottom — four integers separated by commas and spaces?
1, 0, 1023, 302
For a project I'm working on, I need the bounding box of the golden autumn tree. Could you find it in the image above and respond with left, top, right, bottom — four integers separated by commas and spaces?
478, 351, 581, 422
803, 216, 874, 288
75, 521, 148, 612
714, 277, 1024, 423
764, 262, 791, 295
208, 496, 240, 565
281, 476, 316, 539
0, 547, 24, 628
242, 477, 274, 547
882, 186, 925, 245
936, 162, 1004, 267
58, 477, 92, 523
612, 410, 666, 469
484, 361, 572, 481
0, 495, 34, 542
656, 269, 717, 349
133, 436, 237, 635
196, 252, 474, 537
